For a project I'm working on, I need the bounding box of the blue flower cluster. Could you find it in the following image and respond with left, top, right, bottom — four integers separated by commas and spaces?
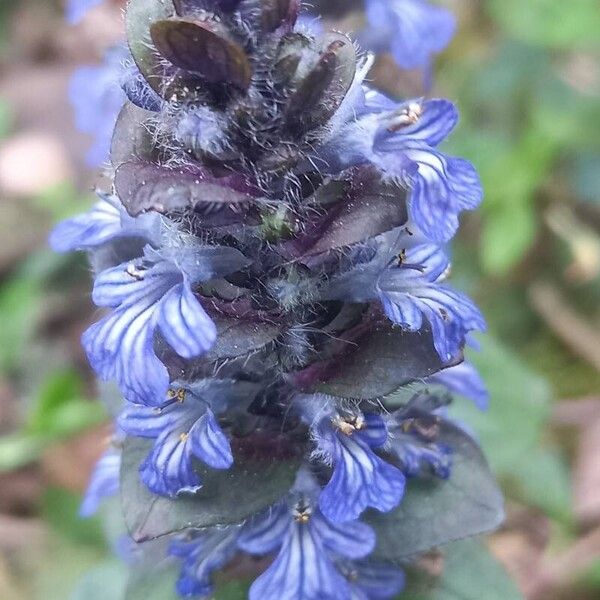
53, 0, 498, 598
361, 0, 456, 70
307, 0, 455, 72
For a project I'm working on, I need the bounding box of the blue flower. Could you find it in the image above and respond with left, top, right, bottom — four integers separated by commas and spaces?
317, 97, 482, 242
118, 380, 245, 497
302, 399, 405, 523
386, 399, 452, 478
49, 193, 160, 253
344, 561, 406, 600
170, 527, 241, 597
238, 498, 376, 600
66, 0, 104, 24
377, 245, 486, 362
317, 243, 485, 362
80, 444, 121, 517
428, 361, 489, 410
83, 245, 249, 406
70, 46, 127, 166
361, 0, 456, 70
389, 424, 451, 478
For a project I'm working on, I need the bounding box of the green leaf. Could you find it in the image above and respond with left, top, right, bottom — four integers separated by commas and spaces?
367, 421, 504, 561
26, 369, 106, 439
0, 370, 106, 471
32, 181, 91, 221
310, 322, 453, 399
0, 432, 44, 471
0, 99, 12, 138
71, 560, 128, 600
125, 539, 179, 600
509, 447, 573, 524
0, 274, 40, 373
451, 336, 552, 474
126, 0, 175, 95
215, 581, 251, 599
121, 436, 302, 542
43, 487, 105, 547
479, 130, 557, 274
481, 200, 537, 275
402, 539, 523, 600
487, 0, 600, 50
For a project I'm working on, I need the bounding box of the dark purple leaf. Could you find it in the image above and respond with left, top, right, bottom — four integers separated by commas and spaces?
121, 434, 302, 541
367, 421, 504, 560
114, 160, 259, 216
285, 32, 356, 131
284, 169, 408, 258
111, 102, 157, 168
294, 318, 459, 399
150, 18, 252, 89
260, 0, 299, 32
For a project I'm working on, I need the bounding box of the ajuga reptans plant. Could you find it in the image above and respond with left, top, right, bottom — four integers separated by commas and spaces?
53, 0, 502, 597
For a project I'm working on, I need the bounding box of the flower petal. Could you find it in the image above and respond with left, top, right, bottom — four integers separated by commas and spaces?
318, 432, 406, 523
66, 0, 104, 25
428, 361, 489, 410
49, 195, 122, 253
140, 429, 200, 497
156, 282, 217, 358
248, 521, 350, 600
188, 408, 233, 469
83, 302, 169, 406
79, 448, 120, 517
170, 528, 240, 598
349, 561, 405, 600
364, 0, 455, 70
237, 503, 290, 555
313, 512, 375, 560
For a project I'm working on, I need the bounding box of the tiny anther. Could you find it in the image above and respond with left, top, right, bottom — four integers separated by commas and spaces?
179, 432, 189, 442
439, 263, 452, 281
293, 501, 312, 524
126, 263, 145, 280
332, 414, 366, 436
397, 248, 407, 265
402, 417, 440, 440
167, 388, 186, 402
346, 569, 359, 582
388, 102, 423, 132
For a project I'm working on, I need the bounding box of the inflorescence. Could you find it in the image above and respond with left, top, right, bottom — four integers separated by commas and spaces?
54, 1, 502, 598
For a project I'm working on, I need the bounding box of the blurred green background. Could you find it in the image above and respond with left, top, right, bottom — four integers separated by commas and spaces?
0, 1, 598, 598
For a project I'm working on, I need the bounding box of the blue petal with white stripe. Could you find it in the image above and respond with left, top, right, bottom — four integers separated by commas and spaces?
49, 193, 159, 253
377, 245, 486, 362
119, 385, 233, 497
170, 527, 240, 598
316, 97, 482, 242
83, 245, 248, 406
238, 500, 375, 600
314, 413, 406, 523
